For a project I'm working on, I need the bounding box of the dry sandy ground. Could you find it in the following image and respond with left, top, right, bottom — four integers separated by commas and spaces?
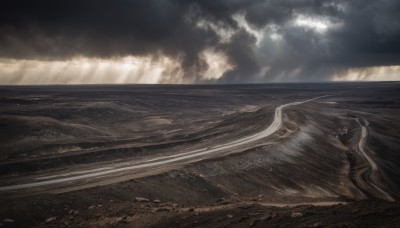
0, 82, 400, 227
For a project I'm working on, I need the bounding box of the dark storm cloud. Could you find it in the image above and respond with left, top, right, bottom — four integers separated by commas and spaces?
0, 0, 189, 58
0, 0, 399, 82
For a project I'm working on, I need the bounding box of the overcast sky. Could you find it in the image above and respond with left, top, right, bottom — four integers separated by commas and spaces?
0, 0, 399, 84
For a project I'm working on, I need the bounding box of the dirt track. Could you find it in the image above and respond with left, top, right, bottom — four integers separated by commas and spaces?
0, 96, 326, 193
355, 117, 394, 201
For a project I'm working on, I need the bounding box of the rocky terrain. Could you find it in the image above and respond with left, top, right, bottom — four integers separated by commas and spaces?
0, 82, 399, 227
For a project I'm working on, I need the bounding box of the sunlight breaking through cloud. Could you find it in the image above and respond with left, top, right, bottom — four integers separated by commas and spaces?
0, 52, 234, 84
0, 56, 185, 84
332, 66, 400, 81
293, 15, 333, 33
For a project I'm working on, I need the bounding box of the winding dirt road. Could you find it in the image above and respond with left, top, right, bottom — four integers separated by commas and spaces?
356, 117, 394, 201
0, 96, 326, 192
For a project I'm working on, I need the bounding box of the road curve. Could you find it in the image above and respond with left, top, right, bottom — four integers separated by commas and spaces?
356, 117, 394, 202
0, 96, 327, 192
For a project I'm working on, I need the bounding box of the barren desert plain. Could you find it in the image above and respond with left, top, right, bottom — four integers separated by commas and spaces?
0, 82, 400, 227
